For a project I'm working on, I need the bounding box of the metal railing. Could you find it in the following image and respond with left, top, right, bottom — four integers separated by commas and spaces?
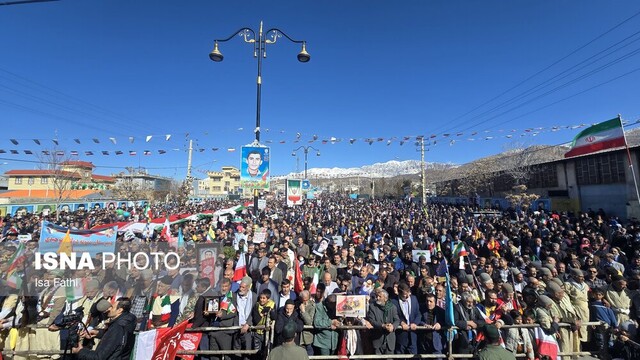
0, 320, 608, 359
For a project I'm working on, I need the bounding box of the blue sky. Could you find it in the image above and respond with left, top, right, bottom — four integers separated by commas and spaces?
1, 0, 640, 179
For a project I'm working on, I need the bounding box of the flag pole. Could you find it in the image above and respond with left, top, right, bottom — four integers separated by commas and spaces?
620, 114, 640, 207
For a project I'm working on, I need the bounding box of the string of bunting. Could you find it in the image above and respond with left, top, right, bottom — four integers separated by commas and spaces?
3, 119, 639, 155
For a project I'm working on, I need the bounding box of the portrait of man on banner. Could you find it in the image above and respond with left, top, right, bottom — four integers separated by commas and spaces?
240, 146, 270, 190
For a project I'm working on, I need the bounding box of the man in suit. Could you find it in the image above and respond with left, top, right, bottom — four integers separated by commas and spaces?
392, 282, 421, 354
234, 276, 257, 360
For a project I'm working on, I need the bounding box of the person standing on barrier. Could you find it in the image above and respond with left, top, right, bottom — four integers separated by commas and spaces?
268, 322, 309, 360
234, 277, 256, 360
392, 282, 421, 354
367, 288, 400, 356
475, 324, 516, 360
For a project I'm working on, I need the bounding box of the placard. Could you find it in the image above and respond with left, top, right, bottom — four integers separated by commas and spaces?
412, 249, 431, 263
253, 228, 268, 243
336, 295, 366, 318
332, 236, 343, 247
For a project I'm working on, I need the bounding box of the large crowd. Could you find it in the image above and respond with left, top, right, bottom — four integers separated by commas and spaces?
1, 194, 640, 360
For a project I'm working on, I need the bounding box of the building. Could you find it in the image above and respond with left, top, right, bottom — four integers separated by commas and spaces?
4, 160, 115, 193
114, 169, 172, 192
436, 130, 640, 219
197, 166, 241, 198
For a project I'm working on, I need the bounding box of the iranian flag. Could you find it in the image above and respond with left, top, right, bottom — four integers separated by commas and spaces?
133, 320, 190, 360
232, 253, 246, 281
309, 269, 320, 295
161, 217, 171, 241
533, 326, 558, 359
565, 117, 625, 158
145, 204, 153, 221
452, 241, 468, 258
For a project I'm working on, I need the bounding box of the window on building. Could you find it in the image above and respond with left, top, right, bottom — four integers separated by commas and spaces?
14, 177, 22, 185
213, 186, 221, 191
528, 164, 558, 189
27, 177, 34, 185
41, 178, 48, 184
576, 152, 626, 185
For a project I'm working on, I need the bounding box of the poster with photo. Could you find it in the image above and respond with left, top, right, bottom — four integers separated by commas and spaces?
240, 146, 270, 190
412, 249, 431, 263
197, 243, 222, 289
312, 237, 330, 256
336, 295, 367, 318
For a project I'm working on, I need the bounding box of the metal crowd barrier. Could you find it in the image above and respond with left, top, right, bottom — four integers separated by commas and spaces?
0, 320, 608, 359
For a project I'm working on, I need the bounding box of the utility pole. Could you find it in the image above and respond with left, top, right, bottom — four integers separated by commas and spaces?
421, 137, 426, 205
186, 139, 193, 179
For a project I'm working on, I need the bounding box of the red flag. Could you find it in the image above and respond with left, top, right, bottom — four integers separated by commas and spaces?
175, 324, 202, 360
294, 258, 304, 293
152, 319, 189, 360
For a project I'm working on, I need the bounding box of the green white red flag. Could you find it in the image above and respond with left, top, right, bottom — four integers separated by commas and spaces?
564, 117, 625, 158
133, 319, 190, 360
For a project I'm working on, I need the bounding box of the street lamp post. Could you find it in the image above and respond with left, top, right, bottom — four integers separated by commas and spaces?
292, 146, 320, 179
210, 22, 310, 216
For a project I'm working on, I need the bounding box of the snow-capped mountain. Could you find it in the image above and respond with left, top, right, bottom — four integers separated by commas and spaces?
277, 160, 457, 179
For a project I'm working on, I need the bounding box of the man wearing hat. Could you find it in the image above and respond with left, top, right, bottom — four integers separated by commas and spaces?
564, 268, 589, 344
605, 275, 632, 325
547, 281, 580, 358
149, 275, 180, 328
478, 272, 494, 300
268, 322, 308, 360
476, 324, 516, 360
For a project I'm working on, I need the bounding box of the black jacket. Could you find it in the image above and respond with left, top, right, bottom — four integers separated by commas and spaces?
273, 307, 304, 346
77, 312, 137, 360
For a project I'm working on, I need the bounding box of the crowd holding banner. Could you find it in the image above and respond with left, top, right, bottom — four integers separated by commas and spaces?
1, 194, 640, 359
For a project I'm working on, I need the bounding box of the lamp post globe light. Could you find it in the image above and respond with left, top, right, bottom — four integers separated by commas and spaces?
209, 22, 309, 216
292, 145, 320, 180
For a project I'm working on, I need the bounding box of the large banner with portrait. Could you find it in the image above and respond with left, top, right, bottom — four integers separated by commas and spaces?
38, 220, 117, 256
240, 146, 270, 190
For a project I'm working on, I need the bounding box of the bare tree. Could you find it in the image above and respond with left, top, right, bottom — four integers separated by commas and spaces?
36, 146, 76, 219
456, 157, 499, 197
501, 142, 537, 186
112, 167, 154, 200
167, 177, 193, 206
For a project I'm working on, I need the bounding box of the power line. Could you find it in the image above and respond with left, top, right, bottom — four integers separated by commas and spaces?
429, 7, 640, 136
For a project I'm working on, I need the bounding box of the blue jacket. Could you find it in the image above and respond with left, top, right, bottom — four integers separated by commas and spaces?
590, 300, 617, 328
